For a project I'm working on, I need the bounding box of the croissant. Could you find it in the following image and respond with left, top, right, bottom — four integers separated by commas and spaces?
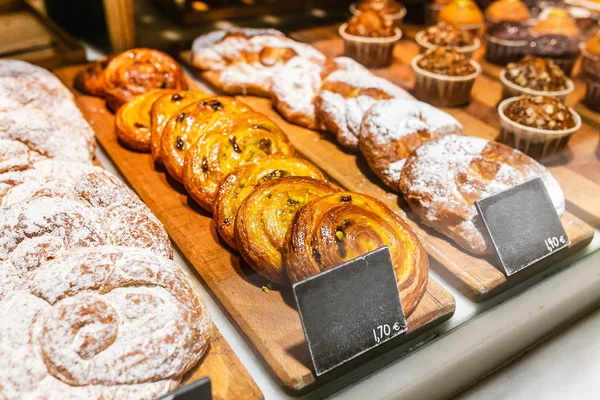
115, 89, 177, 152
285, 192, 428, 316
150, 91, 210, 163
103, 48, 188, 112
213, 155, 326, 250
183, 111, 295, 212
161, 96, 252, 182
73, 56, 113, 97
235, 176, 340, 285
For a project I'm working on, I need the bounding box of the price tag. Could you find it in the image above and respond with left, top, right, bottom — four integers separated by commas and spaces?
155, 377, 212, 400
293, 246, 407, 376
475, 177, 570, 276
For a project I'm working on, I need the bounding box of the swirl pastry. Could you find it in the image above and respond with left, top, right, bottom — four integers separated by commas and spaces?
116, 89, 177, 152
103, 48, 188, 112
359, 99, 464, 191
235, 177, 340, 285
315, 69, 414, 150
285, 192, 428, 316
150, 90, 210, 162
73, 57, 113, 97
183, 111, 295, 211
0, 246, 211, 400
399, 135, 565, 255
214, 155, 326, 249
161, 96, 252, 182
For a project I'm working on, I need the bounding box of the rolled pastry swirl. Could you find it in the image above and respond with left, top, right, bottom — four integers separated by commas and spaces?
161, 96, 252, 182
73, 56, 114, 97
213, 155, 326, 250
183, 111, 295, 212
235, 176, 340, 285
285, 192, 428, 316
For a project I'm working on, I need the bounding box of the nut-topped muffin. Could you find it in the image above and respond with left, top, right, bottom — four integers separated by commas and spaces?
412, 47, 481, 106
416, 21, 480, 57
499, 95, 581, 159
500, 55, 574, 100
581, 33, 600, 112
351, 0, 407, 26
438, 0, 485, 36
485, 22, 530, 65
340, 9, 402, 67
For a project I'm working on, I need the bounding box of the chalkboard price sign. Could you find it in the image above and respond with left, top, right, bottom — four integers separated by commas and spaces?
293, 247, 408, 376
155, 377, 212, 400
475, 177, 570, 276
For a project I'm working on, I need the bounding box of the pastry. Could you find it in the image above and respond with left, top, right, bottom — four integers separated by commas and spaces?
339, 10, 402, 68
315, 69, 414, 150
581, 33, 600, 112
498, 95, 581, 159
0, 246, 211, 400
235, 176, 340, 285
485, 22, 530, 65
73, 56, 113, 97
150, 90, 210, 162
285, 192, 428, 316
161, 96, 252, 182
103, 48, 188, 112
485, 0, 531, 24
438, 0, 485, 35
270, 56, 368, 130
412, 47, 480, 107
213, 155, 326, 250
183, 111, 295, 211
500, 56, 574, 100
0, 139, 43, 174
415, 21, 480, 58
398, 134, 565, 254
116, 89, 177, 152
351, 0, 407, 26
359, 99, 464, 191
0, 59, 74, 99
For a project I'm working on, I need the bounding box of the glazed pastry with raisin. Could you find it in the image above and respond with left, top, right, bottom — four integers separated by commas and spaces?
285, 192, 428, 316
183, 111, 295, 211
214, 155, 326, 250
73, 56, 113, 97
235, 176, 340, 285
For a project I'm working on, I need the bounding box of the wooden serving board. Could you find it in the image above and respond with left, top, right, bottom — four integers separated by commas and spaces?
182, 23, 596, 302
54, 66, 456, 396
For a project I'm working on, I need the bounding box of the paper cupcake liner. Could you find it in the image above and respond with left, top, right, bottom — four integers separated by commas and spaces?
425, 3, 445, 26
484, 35, 527, 65
339, 24, 402, 68
411, 56, 481, 107
499, 70, 574, 101
415, 30, 480, 58
498, 97, 582, 160
584, 76, 600, 113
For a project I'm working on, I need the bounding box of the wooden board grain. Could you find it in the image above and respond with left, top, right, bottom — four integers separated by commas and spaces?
54, 66, 456, 396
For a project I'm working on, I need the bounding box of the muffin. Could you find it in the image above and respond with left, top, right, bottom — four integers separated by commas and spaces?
500, 56, 574, 100
339, 9, 402, 68
485, 22, 531, 65
350, 0, 408, 27
498, 95, 581, 159
426, 0, 453, 26
567, 6, 599, 39
415, 21, 481, 57
581, 33, 600, 112
485, 0, 531, 24
438, 0, 485, 36
412, 47, 481, 106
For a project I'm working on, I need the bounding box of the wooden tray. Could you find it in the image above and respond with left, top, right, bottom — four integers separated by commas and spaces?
182, 23, 596, 302
54, 66, 456, 396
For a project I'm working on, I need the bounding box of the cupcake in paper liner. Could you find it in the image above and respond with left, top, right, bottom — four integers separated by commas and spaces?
485, 22, 531, 65
350, 0, 408, 27
498, 95, 581, 159
411, 47, 481, 107
499, 56, 574, 101
581, 33, 600, 112
340, 10, 402, 68
438, 0, 485, 36
415, 21, 481, 58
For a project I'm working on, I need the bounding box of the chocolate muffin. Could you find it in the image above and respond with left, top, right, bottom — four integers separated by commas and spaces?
485, 22, 530, 65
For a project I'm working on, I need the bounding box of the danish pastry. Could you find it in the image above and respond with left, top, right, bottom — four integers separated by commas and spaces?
183, 111, 295, 211
161, 96, 252, 182
359, 99, 463, 191
0, 246, 211, 400
399, 134, 565, 255
116, 89, 177, 152
285, 192, 428, 316
73, 56, 113, 97
213, 155, 326, 250
103, 48, 188, 112
150, 90, 210, 162
235, 177, 340, 285
315, 69, 414, 150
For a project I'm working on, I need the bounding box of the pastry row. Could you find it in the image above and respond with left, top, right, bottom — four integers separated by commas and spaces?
0, 60, 211, 400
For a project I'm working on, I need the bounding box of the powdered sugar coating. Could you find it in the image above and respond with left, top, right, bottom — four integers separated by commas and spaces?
0, 139, 44, 173
399, 134, 565, 254
0, 59, 74, 99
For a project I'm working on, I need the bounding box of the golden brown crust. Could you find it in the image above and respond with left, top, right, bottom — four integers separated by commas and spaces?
150, 91, 210, 163
115, 89, 177, 152
183, 112, 295, 211
161, 97, 252, 182
213, 155, 326, 250
73, 57, 113, 97
103, 48, 188, 113
235, 177, 340, 285
285, 191, 428, 316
